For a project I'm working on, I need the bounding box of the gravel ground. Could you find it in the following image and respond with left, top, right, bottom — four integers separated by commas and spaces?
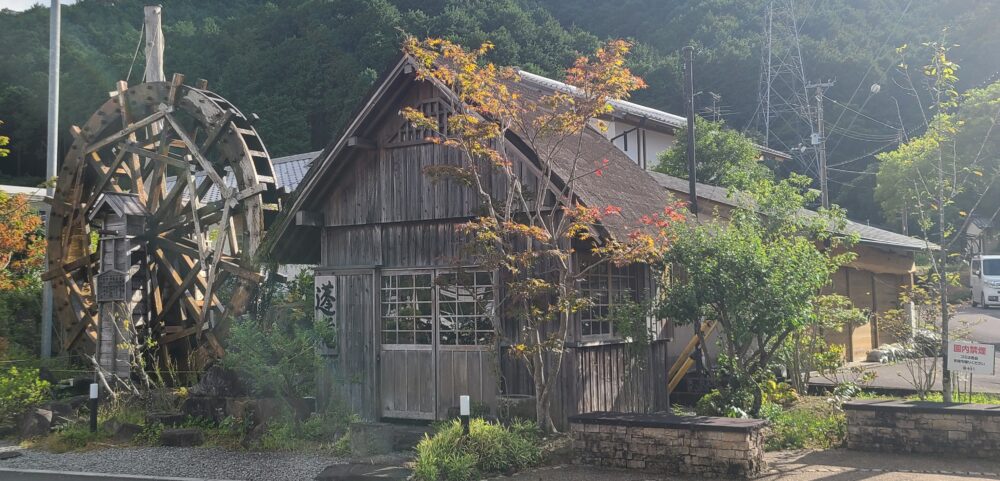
0, 442, 347, 481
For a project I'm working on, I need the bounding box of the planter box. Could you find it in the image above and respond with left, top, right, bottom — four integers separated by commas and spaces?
844, 399, 1000, 458
568, 412, 767, 478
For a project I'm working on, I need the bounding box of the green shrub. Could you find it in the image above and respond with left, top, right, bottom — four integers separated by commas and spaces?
44, 422, 110, 452
762, 399, 846, 451
0, 366, 50, 423
413, 418, 542, 481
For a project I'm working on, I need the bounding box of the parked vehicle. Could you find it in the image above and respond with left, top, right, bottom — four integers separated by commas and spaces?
971, 254, 1000, 308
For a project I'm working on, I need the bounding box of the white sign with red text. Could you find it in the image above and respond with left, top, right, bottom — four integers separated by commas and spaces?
947, 341, 996, 375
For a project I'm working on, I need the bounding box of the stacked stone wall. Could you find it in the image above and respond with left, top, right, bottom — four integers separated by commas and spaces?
845, 400, 1000, 458
568, 412, 766, 478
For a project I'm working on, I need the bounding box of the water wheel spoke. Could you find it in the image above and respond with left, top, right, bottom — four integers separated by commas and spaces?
50, 75, 275, 363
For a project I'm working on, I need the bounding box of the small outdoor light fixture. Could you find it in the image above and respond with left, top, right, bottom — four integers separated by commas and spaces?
89, 383, 99, 433
459, 395, 471, 435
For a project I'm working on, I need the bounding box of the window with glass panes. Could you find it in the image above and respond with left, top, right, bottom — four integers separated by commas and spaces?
437, 271, 495, 346
580, 263, 641, 338
380, 273, 434, 345
380, 270, 495, 346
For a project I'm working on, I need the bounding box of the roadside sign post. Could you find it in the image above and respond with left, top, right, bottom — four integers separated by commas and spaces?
947, 341, 995, 375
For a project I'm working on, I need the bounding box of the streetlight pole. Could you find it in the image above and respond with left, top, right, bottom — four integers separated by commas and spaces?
41, 0, 61, 359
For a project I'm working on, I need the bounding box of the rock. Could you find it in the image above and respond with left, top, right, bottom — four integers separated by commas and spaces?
251, 398, 288, 426
18, 408, 52, 439
226, 398, 253, 420
866, 349, 888, 363
103, 420, 143, 443
64, 395, 89, 410
189, 365, 247, 398
314, 463, 411, 481
41, 401, 74, 427
146, 412, 187, 427
0, 450, 22, 460
0, 424, 15, 439
240, 422, 268, 448
348, 423, 396, 457
160, 428, 205, 447
181, 395, 228, 423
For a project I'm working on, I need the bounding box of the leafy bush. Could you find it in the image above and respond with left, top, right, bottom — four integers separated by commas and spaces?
0, 366, 50, 422
761, 398, 846, 451
413, 418, 542, 481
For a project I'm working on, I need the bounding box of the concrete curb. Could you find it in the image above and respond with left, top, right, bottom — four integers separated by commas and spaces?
0, 467, 234, 481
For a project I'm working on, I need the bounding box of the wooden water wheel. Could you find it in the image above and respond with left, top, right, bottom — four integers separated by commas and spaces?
44, 74, 281, 365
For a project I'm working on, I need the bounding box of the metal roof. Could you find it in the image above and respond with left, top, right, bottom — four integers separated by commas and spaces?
648, 171, 931, 251
516, 70, 790, 161
166, 150, 322, 204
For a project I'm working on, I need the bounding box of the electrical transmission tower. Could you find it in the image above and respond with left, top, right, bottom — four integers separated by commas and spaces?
751, 0, 818, 175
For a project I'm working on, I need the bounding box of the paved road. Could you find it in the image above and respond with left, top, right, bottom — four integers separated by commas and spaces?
953, 305, 1000, 345
0, 469, 227, 481
507, 450, 1000, 480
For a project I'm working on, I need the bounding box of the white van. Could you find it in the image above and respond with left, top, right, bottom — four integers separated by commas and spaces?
971, 254, 1000, 308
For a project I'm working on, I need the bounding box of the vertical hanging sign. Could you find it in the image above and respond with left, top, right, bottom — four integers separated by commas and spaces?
315, 274, 339, 356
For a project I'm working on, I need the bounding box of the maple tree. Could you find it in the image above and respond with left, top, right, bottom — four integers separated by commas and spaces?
402, 37, 683, 431
0, 123, 43, 291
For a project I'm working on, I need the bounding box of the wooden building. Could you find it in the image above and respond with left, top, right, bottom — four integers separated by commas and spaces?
266, 56, 925, 426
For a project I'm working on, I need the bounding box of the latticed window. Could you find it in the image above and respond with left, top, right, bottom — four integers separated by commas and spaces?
580, 263, 642, 338
394, 99, 451, 144
437, 271, 495, 346
379, 270, 495, 346
381, 273, 434, 345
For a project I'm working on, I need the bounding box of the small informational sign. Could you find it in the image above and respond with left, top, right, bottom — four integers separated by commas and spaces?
947, 341, 996, 375
314, 275, 339, 356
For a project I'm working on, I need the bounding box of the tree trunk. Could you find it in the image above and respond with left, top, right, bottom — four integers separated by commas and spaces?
940, 268, 952, 402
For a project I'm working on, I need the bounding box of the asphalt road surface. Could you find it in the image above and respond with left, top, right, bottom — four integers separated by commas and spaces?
0, 469, 228, 481
953, 305, 1000, 346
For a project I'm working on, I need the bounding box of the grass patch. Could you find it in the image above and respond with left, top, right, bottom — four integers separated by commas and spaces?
760, 397, 846, 451
855, 391, 1000, 404
413, 418, 542, 481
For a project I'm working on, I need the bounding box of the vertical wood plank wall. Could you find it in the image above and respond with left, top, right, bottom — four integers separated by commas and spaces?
317, 271, 378, 420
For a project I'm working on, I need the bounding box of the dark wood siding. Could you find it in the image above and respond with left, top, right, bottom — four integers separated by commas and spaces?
316, 270, 378, 420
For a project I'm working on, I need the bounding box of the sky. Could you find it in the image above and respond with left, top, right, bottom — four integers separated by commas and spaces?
0, 0, 77, 12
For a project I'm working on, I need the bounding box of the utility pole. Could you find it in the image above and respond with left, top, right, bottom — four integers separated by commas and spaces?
807, 80, 834, 209
41, 0, 61, 359
683, 45, 698, 216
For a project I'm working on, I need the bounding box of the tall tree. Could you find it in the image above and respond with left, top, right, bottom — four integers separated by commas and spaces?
654, 116, 772, 189
875, 41, 1000, 402
659, 174, 855, 415
402, 37, 682, 431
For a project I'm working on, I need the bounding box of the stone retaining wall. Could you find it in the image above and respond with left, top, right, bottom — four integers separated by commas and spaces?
845, 400, 1000, 458
568, 412, 767, 478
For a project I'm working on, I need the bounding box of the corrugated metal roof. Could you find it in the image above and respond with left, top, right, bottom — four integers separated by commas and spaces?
165, 150, 321, 204
648, 171, 930, 251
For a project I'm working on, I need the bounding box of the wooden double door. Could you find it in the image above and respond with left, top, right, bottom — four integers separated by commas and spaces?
378, 269, 498, 420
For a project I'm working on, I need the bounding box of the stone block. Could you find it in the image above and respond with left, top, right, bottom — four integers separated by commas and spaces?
17, 408, 52, 439
160, 428, 204, 447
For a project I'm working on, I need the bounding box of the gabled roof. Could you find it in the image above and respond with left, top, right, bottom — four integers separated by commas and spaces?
87, 192, 149, 222
648, 171, 930, 251
517, 70, 791, 161
264, 55, 672, 259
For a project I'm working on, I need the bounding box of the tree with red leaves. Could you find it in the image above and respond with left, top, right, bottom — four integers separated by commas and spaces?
402, 38, 683, 431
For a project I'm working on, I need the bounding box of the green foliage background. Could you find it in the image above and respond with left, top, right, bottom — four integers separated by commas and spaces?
1, 0, 998, 222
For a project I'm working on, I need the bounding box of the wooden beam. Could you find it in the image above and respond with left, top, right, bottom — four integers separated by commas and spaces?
82, 110, 167, 155
295, 210, 323, 227
121, 142, 188, 169
154, 236, 263, 283
347, 136, 377, 150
